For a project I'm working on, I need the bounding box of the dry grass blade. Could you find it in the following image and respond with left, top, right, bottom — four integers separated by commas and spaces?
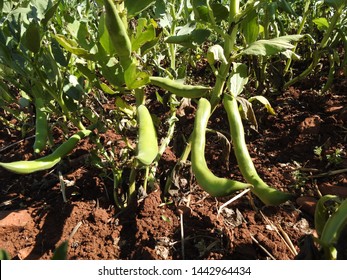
0, 135, 35, 153
260, 211, 297, 257
217, 188, 251, 216
69, 221, 83, 240
250, 235, 276, 260
308, 168, 347, 178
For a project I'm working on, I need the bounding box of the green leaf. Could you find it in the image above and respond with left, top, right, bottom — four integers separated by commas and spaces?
324, 0, 346, 9
210, 3, 229, 23
98, 14, 115, 55
0, 249, 11, 260
237, 96, 258, 131
24, 20, 41, 53
41, 0, 61, 26
248, 95, 276, 115
228, 63, 248, 97
131, 18, 156, 52
124, 62, 149, 90
115, 97, 134, 117
278, 0, 297, 16
100, 82, 117, 95
192, 0, 209, 22
51, 241, 69, 260
207, 44, 227, 66
241, 9, 259, 45
51, 38, 69, 67
241, 35, 304, 57
54, 34, 92, 59
313, 18, 330, 31
124, 0, 156, 18
166, 28, 210, 48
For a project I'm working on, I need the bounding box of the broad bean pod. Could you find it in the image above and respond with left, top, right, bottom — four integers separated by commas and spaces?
103, 0, 132, 69
149, 76, 211, 99
191, 98, 251, 197
136, 105, 158, 166
223, 94, 293, 205
0, 130, 91, 174
320, 198, 347, 259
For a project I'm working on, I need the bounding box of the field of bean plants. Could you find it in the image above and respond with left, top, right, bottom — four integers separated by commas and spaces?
0, 0, 346, 260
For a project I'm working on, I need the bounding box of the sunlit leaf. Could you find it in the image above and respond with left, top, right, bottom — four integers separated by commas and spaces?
237, 96, 258, 131
228, 63, 248, 97
241, 35, 304, 56
124, 62, 149, 90
124, 0, 156, 18
54, 34, 92, 58
248, 96, 276, 115
313, 18, 330, 31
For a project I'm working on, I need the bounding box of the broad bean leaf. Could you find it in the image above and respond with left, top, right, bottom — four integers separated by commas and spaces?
124, 0, 156, 18
210, 2, 229, 23
192, 0, 209, 22
52, 241, 68, 260
131, 18, 156, 52
241, 35, 304, 57
98, 13, 115, 55
166, 29, 210, 48
278, 0, 297, 16
54, 34, 93, 59
41, 0, 61, 26
324, 0, 346, 9
313, 18, 330, 31
228, 63, 248, 97
124, 62, 150, 90
207, 44, 227, 66
237, 97, 258, 131
248, 96, 276, 115
240, 9, 259, 45
51, 38, 69, 67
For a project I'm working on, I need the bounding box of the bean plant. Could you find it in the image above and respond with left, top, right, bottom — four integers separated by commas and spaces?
0, 0, 346, 213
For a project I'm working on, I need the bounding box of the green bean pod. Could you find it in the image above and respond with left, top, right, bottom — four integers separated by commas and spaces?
136, 105, 158, 166
0, 130, 91, 174
320, 199, 347, 259
103, 0, 132, 69
223, 94, 293, 205
191, 98, 251, 197
314, 195, 341, 237
33, 98, 48, 154
149, 76, 211, 98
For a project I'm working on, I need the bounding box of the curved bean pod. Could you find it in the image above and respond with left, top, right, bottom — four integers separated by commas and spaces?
191, 98, 251, 197
320, 198, 347, 259
136, 105, 158, 166
0, 130, 91, 174
149, 76, 211, 98
103, 0, 132, 69
223, 94, 293, 205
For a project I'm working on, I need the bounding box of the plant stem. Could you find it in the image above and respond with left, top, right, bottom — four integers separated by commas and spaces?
284, 0, 311, 73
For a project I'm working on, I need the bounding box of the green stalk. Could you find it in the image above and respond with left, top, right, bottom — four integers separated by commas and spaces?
284, 5, 343, 88
284, 0, 311, 73
319, 7, 342, 49
321, 52, 335, 93
210, 0, 239, 109
127, 164, 137, 208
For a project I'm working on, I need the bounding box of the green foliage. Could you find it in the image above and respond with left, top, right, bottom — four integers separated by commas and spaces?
0, 0, 346, 212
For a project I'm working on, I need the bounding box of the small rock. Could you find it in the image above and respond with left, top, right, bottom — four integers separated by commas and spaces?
0, 210, 32, 228
296, 196, 317, 216
297, 115, 322, 134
